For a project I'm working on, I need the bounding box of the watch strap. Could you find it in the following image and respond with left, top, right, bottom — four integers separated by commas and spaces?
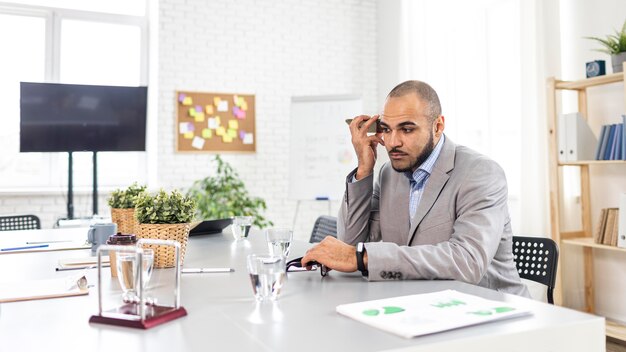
356, 242, 368, 276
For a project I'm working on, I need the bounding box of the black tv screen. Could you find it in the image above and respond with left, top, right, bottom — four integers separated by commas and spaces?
20, 82, 147, 152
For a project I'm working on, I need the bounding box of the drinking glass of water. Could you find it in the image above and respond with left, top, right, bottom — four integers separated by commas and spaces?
232, 216, 254, 240
246, 254, 286, 301
265, 228, 293, 258
116, 248, 154, 302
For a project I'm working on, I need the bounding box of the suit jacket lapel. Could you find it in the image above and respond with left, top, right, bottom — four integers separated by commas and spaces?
407, 137, 456, 245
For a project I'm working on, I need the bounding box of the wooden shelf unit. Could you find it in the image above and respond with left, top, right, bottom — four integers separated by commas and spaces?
547, 63, 626, 341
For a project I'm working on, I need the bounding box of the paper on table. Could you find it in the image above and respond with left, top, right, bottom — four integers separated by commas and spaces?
0, 241, 91, 255
58, 256, 110, 269
0, 276, 89, 303
336, 290, 532, 339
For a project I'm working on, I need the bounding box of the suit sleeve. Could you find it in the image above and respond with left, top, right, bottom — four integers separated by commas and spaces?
337, 168, 382, 245
365, 158, 507, 283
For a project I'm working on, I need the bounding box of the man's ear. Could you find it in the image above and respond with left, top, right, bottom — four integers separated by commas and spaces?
433, 115, 445, 136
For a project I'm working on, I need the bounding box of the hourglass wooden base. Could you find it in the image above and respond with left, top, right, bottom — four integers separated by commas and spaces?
89, 303, 187, 329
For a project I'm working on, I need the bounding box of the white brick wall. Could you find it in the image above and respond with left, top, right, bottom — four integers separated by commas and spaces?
158, 0, 378, 240
0, 0, 378, 239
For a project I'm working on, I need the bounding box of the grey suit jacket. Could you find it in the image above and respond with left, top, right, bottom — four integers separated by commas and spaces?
338, 136, 530, 297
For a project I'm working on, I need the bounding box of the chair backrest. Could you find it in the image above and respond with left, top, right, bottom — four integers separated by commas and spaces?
0, 214, 41, 231
309, 216, 338, 243
512, 235, 559, 304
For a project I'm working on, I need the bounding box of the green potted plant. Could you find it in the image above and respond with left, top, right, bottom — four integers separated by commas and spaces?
586, 19, 626, 73
135, 189, 197, 268
107, 183, 147, 234
187, 155, 273, 229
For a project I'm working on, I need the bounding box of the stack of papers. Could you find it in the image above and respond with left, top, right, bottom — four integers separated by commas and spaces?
0, 276, 89, 303
336, 289, 531, 338
57, 256, 110, 271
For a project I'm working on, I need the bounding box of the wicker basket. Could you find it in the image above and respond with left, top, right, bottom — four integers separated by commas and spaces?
136, 223, 190, 268
110, 208, 138, 235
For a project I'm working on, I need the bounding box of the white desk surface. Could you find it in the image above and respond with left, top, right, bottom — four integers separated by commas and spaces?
0, 228, 605, 352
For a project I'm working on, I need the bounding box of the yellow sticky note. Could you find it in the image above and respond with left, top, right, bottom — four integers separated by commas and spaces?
227, 129, 237, 138
188, 108, 196, 117
205, 105, 214, 115
216, 127, 226, 136
202, 128, 212, 139
238, 97, 245, 106
184, 132, 194, 139
183, 97, 193, 106
241, 101, 248, 111
228, 120, 239, 129
215, 116, 221, 126
213, 97, 221, 106
194, 112, 205, 122
222, 134, 233, 143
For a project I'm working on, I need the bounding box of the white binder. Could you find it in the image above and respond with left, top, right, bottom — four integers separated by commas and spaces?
562, 113, 597, 161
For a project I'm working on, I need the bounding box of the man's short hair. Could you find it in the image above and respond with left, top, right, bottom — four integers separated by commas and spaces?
387, 80, 441, 122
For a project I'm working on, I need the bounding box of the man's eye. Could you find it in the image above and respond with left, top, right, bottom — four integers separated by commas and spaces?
381, 128, 391, 133
402, 128, 414, 133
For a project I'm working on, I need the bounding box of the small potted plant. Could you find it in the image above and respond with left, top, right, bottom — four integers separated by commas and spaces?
107, 183, 147, 235
586, 20, 626, 73
135, 189, 197, 268
187, 155, 273, 229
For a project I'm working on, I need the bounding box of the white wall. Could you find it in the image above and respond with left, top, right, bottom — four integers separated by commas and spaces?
557, 0, 626, 321
157, 0, 378, 240
0, 0, 378, 236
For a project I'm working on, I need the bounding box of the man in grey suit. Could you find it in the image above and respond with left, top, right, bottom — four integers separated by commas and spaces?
302, 80, 529, 297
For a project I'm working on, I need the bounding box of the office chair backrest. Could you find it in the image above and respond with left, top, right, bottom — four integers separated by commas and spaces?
512, 235, 559, 304
310, 215, 337, 243
0, 214, 41, 231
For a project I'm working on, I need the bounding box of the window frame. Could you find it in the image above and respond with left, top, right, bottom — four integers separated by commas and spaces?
0, 2, 150, 193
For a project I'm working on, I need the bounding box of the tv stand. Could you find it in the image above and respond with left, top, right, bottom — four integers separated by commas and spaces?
64, 151, 99, 220
67, 151, 74, 219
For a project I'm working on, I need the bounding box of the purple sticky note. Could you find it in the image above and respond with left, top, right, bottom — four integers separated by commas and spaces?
239, 130, 246, 140
195, 105, 202, 113
178, 93, 186, 103
233, 106, 240, 115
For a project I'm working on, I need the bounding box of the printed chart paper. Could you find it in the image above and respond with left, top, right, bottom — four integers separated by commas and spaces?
336, 290, 532, 338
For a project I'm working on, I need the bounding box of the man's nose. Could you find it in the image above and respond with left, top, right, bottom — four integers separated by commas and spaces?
385, 131, 401, 148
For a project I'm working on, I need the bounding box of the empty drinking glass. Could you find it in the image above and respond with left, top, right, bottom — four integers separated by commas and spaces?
232, 216, 254, 240
116, 248, 154, 302
246, 254, 286, 301
265, 228, 293, 258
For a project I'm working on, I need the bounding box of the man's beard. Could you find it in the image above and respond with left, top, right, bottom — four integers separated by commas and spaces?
389, 130, 435, 173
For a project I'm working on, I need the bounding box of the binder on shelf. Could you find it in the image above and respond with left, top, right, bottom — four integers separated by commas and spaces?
597, 124, 611, 160
558, 114, 568, 162
622, 115, 626, 160
561, 113, 597, 161
604, 124, 616, 160
618, 194, 626, 248
595, 125, 609, 160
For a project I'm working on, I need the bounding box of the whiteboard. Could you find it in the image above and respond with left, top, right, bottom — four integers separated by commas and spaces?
288, 95, 362, 200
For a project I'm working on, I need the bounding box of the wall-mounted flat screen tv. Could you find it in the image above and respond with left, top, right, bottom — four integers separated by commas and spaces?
20, 82, 148, 152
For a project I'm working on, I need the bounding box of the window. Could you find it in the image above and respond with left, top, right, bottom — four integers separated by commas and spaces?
400, 0, 523, 232
0, 2, 148, 191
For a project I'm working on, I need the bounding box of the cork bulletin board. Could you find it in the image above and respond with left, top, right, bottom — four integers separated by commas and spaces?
175, 91, 256, 153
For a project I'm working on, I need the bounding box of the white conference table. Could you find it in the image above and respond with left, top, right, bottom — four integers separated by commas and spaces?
0, 227, 605, 352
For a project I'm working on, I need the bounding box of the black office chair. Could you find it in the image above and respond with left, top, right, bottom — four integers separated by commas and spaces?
310, 216, 338, 243
512, 235, 559, 304
0, 214, 41, 231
